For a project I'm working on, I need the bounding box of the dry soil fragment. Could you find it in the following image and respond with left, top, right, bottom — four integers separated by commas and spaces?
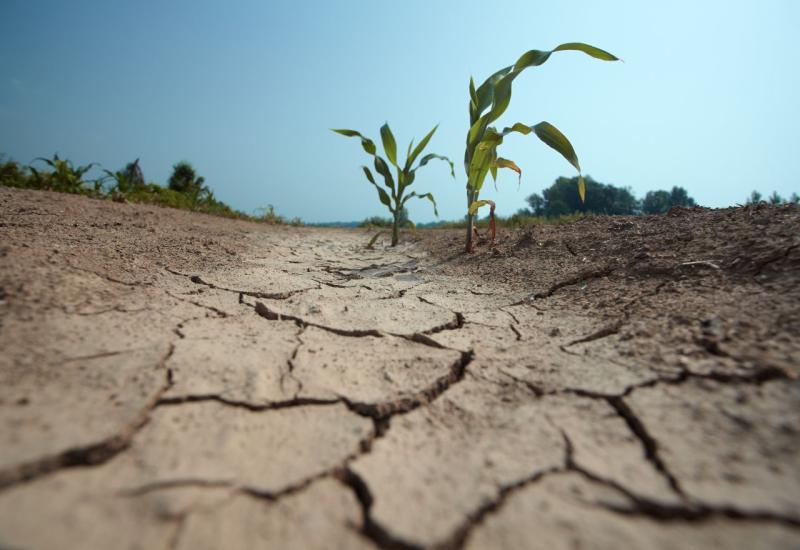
429, 321, 518, 352
351, 379, 564, 547
465, 472, 800, 550
470, 340, 659, 397
626, 378, 800, 518
0, 484, 177, 549
257, 286, 455, 335
293, 326, 461, 405
0, 465, 232, 550
0, 401, 370, 549
0, 343, 168, 474
402, 277, 518, 313
176, 479, 372, 550
126, 401, 372, 493
544, 394, 681, 504
501, 304, 605, 343
163, 280, 252, 317
181, 265, 318, 298
164, 315, 300, 404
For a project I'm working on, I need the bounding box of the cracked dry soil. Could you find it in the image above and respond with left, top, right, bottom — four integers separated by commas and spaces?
1, 187, 799, 550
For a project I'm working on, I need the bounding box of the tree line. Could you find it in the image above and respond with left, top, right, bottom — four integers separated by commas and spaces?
520, 176, 798, 218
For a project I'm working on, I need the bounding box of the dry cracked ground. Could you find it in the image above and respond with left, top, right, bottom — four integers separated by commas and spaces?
1, 186, 799, 550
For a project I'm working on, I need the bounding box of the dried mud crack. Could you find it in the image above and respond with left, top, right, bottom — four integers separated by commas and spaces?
1, 189, 799, 549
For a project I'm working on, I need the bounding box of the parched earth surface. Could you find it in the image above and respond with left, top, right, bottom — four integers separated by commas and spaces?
1, 186, 799, 550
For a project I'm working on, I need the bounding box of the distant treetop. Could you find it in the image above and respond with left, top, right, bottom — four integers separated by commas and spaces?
522, 177, 695, 217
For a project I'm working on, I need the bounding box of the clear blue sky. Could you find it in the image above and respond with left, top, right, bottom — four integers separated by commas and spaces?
1, 0, 798, 222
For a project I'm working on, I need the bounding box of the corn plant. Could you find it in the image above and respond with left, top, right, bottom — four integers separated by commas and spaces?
333, 123, 454, 246
29, 154, 100, 194
464, 43, 619, 252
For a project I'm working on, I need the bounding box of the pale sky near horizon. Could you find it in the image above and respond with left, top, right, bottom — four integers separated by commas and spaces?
1, 1, 798, 222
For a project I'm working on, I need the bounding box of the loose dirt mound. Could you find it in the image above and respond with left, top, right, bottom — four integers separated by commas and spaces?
1, 187, 798, 550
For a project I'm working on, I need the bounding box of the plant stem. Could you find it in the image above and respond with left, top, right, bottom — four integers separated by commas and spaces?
465, 214, 474, 252
391, 211, 399, 246
465, 187, 475, 252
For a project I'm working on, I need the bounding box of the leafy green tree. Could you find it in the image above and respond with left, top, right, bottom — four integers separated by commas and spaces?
642, 186, 696, 214
0, 156, 28, 188
525, 193, 545, 216
525, 176, 637, 217
168, 161, 206, 196
669, 186, 696, 208
641, 190, 671, 214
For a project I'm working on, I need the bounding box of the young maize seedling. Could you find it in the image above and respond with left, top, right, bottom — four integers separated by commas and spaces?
333, 123, 454, 246
464, 43, 619, 252
29, 154, 99, 194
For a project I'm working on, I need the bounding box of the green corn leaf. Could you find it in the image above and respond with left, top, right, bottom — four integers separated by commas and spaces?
474, 65, 513, 117
380, 123, 398, 166
469, 76, 478, 107
34, 157, 57, 169
416, 153, 455, 179
469, 130, 501, 179
467, 118, 488, 149
466, 42, 618, 161
332, 129, 360, 137
512, 49, 553, 71
406, 124, 439, 170
553, 42, 620, 61
476, 127, 504, 149
370, 181, 393, 210
490, 165, 498, 182
363, 140, 377, 155
469, 77, 479, 120
493, 157, 522, 186
362, 166, 377, 185
366, 231, 388, 250
406, 139, 414, 162
401, 169, 416, 192
467, 139, 496, 196
503, 122, 533, 135
403, 191, 439, 217
578, 175, 586, 202
417, 192, 438, 217
373, 155, 396, 196
75, 163, 98, 177
532, 121, 581, 173
332, 128, 377, 155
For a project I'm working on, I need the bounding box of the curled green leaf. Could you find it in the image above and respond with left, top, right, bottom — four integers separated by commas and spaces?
532, 121, 581, 173
380, 123, 398, 167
